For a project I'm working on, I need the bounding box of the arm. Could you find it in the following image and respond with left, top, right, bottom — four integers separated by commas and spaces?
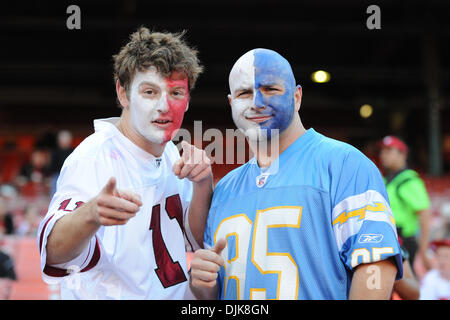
46, 177, 142, 265
348, 259, 397, 300
417, 208, 432, 271
397, 177, 431, 269
188, 177, 213, 248
393, 258, 420, 300
46, 199, 100, 265
173, 141, 213, 248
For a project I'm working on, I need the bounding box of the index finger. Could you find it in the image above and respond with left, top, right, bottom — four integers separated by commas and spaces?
117, 190, 142, 207
100, 195, 140, 214
181, 140, 193, 162
172, 158, 184, 176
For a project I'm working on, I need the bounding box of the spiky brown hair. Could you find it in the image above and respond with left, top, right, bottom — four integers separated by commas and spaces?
113, 26, 203, 95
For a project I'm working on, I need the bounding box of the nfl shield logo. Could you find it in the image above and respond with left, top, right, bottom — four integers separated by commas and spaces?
256, 173, 269, 188
155, 158, 162, 168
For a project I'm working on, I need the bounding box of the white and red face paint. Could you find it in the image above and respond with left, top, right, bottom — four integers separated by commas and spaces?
128, 67, 189, 144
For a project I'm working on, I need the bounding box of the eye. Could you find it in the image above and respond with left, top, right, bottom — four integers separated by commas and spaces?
261, 85, 284, 95
263, 86, 279, 92
171, 89, 186, 98
237, 90, 253, 97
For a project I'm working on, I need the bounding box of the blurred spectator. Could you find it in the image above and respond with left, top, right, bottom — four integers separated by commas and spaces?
0, 198, 14, 235
49, 130, 74, 196
15, 147, 51, 197
16, 147, 50, 184
432, 202, 450, 241
0, 249, 16, 300
420, 239, 450, 300
0, 223, 16, 300
0, 185, 19, 235
16, 205, 40, 237
379, 136, 432, 271
0, 184, 18, 200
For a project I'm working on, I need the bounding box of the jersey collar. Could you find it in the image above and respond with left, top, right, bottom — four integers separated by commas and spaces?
249, 127, 317, 171
94, 117, 159, 162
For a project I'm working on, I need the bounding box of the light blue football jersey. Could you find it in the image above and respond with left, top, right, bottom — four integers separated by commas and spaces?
204, 128, 403, 300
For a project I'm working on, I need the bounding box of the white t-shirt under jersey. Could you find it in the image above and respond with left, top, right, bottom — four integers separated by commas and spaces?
37, 117, 200, 299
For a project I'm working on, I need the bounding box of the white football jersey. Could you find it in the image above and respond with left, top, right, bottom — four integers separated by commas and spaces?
37, 117, 200, 299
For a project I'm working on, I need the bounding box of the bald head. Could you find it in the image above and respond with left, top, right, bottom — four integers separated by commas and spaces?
229, 49, 295, 96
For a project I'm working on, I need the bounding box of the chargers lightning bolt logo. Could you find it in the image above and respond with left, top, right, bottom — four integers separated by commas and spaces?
332, 202, 395, 227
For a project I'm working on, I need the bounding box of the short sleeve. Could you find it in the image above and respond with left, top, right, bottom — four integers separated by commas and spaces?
331, 149, 403, 280
420, 270, 438, 300
36, 158, 108, 284
398, 178, 430, 212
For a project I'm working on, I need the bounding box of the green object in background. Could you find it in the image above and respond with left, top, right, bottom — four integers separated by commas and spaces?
384, 169, 431, 238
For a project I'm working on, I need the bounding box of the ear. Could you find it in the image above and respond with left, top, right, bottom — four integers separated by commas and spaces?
294, 85, 302, 112
227, 94, 233, 108
185, 102, 189, 113
116, 80, 130, 109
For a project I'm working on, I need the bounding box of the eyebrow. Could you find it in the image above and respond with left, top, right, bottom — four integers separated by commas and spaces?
138, 81, 161, 89
259, 84, 286, 93
259, 83, 284, 88
138, 80, 188, 91
234, 86, 253, 93
166, 79, 188, 88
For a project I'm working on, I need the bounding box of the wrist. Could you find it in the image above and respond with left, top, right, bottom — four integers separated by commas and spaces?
81, 199, 101, 228
193, 172, 213, 188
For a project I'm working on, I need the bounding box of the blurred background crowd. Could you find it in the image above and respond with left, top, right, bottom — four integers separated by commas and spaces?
0, 129, 75, 237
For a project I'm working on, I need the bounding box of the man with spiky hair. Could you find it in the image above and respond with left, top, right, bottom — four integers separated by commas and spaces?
37, 27, 212, 299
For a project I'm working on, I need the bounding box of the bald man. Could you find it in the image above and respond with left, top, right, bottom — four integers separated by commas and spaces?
189, 48, 403, 300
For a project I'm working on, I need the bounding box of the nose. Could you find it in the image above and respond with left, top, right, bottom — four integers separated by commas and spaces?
251, 104, 266, 111
157, 92, 169, 113
253, 89, 266, 111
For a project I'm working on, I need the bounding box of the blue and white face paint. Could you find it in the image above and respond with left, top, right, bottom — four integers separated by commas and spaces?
229, 48, 298, 141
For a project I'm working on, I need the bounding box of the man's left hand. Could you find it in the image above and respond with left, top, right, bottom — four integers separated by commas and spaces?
173, 140, 212, 183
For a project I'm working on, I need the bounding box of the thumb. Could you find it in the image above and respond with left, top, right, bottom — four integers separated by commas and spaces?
103, 177, 116, 195
212, 238, 227, 255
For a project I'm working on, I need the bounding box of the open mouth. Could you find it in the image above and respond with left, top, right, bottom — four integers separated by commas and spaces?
152, 119, 172, 127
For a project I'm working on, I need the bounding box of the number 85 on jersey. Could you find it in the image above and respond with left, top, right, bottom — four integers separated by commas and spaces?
214, 206, 302, 300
